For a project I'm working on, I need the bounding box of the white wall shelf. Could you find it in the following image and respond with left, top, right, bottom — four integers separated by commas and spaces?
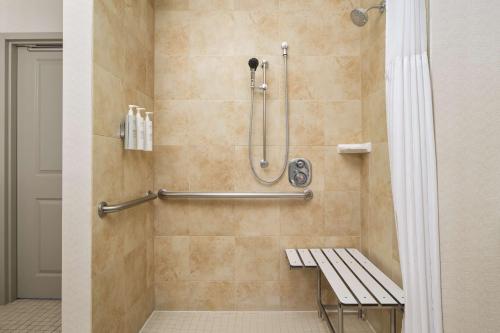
337, 143, 372, 154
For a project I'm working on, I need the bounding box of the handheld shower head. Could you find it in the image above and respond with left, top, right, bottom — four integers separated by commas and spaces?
248, 58, 259, 88
248, 58, 259, 71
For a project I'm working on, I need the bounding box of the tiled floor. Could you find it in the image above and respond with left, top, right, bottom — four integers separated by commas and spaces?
0, 299, 61, 332
141, 311, 375, 333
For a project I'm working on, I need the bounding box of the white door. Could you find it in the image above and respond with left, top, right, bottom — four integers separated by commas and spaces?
16, 46, 62, 299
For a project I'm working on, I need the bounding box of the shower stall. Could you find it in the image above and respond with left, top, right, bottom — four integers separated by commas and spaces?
65, 0, 399, 332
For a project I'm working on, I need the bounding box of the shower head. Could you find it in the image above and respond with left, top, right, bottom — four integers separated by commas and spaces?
350, 0, 386, 27
248, 58, 259, 71
351, 8, 368, 27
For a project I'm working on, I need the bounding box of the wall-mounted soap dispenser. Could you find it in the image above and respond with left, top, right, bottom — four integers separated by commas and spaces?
120, 105, 153, 152
136, 107, 145, 150
144, 112, 153, 151
124, 105, 137, 149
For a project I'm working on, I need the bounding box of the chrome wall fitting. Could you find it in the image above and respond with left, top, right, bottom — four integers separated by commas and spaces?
288, 158, 312, 187
120, 119, 126, 140
260, 59, 269, 168
350, 0, 386, 27
247, 42, 290, 185
281, 41, 288, 56
98, 191, 157, 217
158, 188, 313, 201
258, 60, 268, 91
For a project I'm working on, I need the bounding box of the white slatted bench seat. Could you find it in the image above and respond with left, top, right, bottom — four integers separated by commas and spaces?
285, 248, 405, 333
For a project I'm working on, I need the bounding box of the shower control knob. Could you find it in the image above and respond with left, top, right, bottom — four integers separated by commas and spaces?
288, 158, 312, 187
294, 172, 307, 186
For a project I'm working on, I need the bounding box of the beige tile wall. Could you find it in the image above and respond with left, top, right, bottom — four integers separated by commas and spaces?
90, 0, 401, 325
154, 0, 364, 310
92, 0, 155, 332
359, 1, 402, 332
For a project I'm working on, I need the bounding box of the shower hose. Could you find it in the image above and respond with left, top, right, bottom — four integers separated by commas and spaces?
248, 53, 289, 185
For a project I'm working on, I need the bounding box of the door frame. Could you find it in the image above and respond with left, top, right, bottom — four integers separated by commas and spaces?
0, 33, 62, 305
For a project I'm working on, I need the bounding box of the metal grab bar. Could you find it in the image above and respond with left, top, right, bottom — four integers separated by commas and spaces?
158, 189, 313, 200
98, 191, 157, 217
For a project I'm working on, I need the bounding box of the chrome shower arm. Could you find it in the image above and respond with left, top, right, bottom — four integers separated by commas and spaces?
367, 0, 385, 13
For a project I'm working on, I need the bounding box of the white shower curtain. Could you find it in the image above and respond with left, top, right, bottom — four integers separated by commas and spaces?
385, 1, 443, 332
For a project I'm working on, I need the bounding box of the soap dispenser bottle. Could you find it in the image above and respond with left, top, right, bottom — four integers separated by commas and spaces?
145, 112, 153, 151
136, 107, 145, 150
125, 105, 137, 149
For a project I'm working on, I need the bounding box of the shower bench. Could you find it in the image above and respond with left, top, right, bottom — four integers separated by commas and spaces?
285, 248, 405, 333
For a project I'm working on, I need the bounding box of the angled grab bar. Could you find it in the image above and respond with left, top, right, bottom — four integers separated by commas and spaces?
157, 189, 313, 201
98, 191, 157, 217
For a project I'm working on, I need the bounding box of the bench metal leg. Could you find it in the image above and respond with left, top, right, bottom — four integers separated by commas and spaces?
317, 268, 322, 319
338, 304, 344, 333
390, 308, 396, 333
316, 268, 335, 333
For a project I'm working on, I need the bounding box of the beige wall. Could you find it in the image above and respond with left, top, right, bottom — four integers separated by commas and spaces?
153, 0, 364, 310
91, 0, 155, 332
430, 0, 500, 332
359, 1, 401, 332
0, 0, 62, 33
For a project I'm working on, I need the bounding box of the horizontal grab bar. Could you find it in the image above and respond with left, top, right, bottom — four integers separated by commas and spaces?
157, 189, 313, 200
98, 191, 157, 217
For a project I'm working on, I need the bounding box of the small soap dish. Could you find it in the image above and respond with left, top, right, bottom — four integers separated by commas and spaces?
337, 143, 372, 154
